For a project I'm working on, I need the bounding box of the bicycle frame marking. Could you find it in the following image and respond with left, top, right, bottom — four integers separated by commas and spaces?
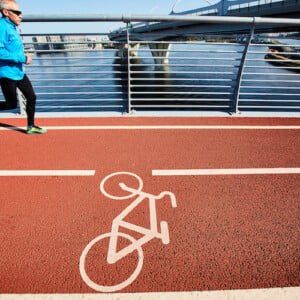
107, 184, 176, 264
80, 172, 176, 292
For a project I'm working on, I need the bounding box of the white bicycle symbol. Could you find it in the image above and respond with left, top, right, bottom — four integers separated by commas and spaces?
79, 172, 176, 292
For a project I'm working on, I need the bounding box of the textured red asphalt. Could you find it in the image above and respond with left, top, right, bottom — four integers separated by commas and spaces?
0, 117, 299, 293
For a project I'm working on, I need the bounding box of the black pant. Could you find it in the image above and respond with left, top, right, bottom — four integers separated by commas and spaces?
0, 74, 36, 127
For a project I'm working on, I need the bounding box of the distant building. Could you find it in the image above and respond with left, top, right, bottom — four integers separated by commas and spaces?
32, 36, 48, 51
32, 35, 103, 52
32, 35, 64, 51
61, 36, 103, 50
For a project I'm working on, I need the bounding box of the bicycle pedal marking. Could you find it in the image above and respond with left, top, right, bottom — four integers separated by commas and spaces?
79, 171, 176, 293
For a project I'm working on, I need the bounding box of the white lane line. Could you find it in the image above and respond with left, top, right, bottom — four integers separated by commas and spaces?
0, 170, 95, 176
1, 125, 300, 130
152, 168, 300, 176
0, 287, 299, 300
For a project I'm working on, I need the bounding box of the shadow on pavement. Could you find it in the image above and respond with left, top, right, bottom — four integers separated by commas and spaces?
0, 122, 27, 134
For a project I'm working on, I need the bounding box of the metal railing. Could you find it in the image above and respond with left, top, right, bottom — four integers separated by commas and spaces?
21, 34, 127, 114
0, 15, 299, 116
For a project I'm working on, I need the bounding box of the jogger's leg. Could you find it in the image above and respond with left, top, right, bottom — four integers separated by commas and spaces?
16, 74, 36, 127
0, 78, 18, 110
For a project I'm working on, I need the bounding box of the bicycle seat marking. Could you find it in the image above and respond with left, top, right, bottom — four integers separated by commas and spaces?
79, 172, 177, 293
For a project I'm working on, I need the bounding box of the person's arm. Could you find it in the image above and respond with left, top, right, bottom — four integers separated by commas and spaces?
25, 55, 32, 65
0, 29, 27, 63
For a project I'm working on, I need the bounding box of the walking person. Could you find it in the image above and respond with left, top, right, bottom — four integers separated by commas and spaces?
0, 0, 46, 134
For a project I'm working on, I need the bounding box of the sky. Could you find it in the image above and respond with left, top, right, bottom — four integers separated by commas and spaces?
16, 0, 215, 34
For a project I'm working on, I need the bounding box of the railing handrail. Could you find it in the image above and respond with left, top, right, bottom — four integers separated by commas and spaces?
22, 14, 300, 26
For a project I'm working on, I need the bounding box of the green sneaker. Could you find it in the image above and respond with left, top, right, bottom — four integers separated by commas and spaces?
27, 125, 47, 134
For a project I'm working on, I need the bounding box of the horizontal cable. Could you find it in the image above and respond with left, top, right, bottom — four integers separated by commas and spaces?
131, 105, 230, 108
130, 84, 232, 88
245, 66, 300, 70
242, 79, 300, 83
135, 56, 241, 61
27, 71, 127, 74
36, 105, 124, 108
240, 93, 300, 96
241, 86, 300, 89
23, 32, 108, 36
27, 64, 125, 68
248, 58, 300, 63
239, 99, 300, 102
131, 71, 237, 74
32, 56, 121, 60
130, 40, 246, 46
38, 99, 125, 102
34, 85, 125, 88
138, 49, 243, 53
243, 72, 300, 76
32, 49, 117, 53
239, 105, 300, 108
36, 92, 123, 95
131, 98, 230, 101
245, 63, 300, 68
131, 78, 233, 81
29, 41, 118, 45
131, 91, 231, 95
248, 51, 300, 55
130, 64, 239, 68
30, 78, 124, 81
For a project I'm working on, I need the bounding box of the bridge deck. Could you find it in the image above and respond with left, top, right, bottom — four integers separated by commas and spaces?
0, 116, 299, 298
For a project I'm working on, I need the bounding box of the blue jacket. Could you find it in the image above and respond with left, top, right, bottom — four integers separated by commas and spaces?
0, 17, 27, 80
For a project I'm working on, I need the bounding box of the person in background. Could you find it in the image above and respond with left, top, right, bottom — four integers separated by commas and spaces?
0, 0, 47, 134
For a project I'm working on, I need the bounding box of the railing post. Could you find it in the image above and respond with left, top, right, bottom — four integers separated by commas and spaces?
233, 21, 256, 114
126, 22, 132, 114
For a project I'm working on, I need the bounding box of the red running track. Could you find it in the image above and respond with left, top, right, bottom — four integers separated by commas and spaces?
0, 117, 299, 293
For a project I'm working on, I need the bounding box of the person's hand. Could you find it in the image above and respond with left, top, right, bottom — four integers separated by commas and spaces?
25, 55, 32, 65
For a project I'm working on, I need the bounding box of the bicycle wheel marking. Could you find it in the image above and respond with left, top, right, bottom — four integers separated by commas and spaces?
80, 172, 176, 293
79, 232, 144, 293
100, 172, 143, 200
